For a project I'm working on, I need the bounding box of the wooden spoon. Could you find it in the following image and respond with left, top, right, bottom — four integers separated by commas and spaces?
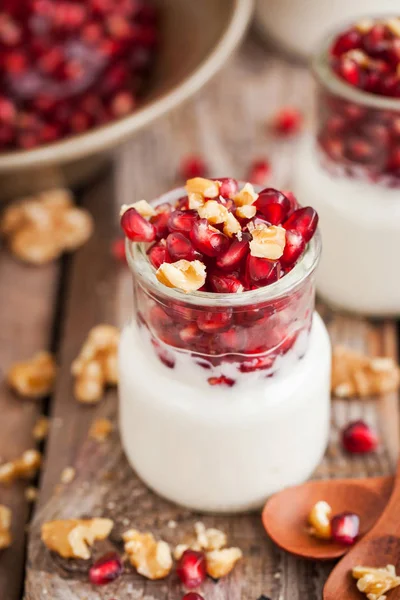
323, 462, 400, 599
262, 475, 393, 561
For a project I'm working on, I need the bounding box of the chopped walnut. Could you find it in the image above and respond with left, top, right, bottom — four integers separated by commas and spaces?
60, 467, 75, 484
352, 564, 400, 600
41, 518, 113, 559
0, 449, 41, 484
188, 193, 205, 210
345, 49, 369, 67
355, 18, 374, 33
120, 200, 156, 219
194, 522, 227, 551
185, 177, 220, 199
89, 418, 113, 441
1, 189, 93, 265
7, 351, 56, 400
386, 18, 400, 37
123, 529, 173, 580
332, 346, 400, 398
206, 548, 243, 579
174, 543, 190, 560
0, 505, 12, 549
233, 183, 258, 207
223, 212, 241, 237
308, 501, 332, 540
236, 204, 257, 219
156, 260, 206, 292
72, 325, 120, 403
25, 487, 38, 502
250, 224, 286, 259
32, 416, 50, 441
198, 200, 228, 224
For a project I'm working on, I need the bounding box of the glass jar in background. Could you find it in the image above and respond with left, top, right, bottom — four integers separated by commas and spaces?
293, 29, 400, 315
119, 186, 331, 513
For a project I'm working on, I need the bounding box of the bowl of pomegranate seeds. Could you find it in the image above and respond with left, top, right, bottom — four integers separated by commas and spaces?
118, 178, 332, 512
0, 0, 253, 200
293, 16, 400, 316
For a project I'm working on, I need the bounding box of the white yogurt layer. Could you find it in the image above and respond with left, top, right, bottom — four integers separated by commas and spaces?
294, 137, 400, 316
119, 312, 331, 513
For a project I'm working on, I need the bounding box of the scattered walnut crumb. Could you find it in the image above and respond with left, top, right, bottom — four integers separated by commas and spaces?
156, 259, 206, 292
206, 548, 243, 579
167, 520, 177, 529
0, 505, 12, 549
233, 183, 258, 207
120, 200, 156, 219
0, 188, 93, 265
123, 529, 173, 580
25, 487, 38, 502
352, 564, 400, 600
32, 416, 50, 441
7, 352, 56, 400
250, 224, 286, 260
0, 449, 41, 484
60, 467, 75, 484
185, 177, 220, 199
194, 521, 227, 551
308, 501, 332, 540
332, 346, 400, 398
89, 418, 113, 442
41, 517, 113, 559
72, 325, 120, 404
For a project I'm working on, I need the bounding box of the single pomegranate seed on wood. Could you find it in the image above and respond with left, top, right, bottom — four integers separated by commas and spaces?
272, 107, 303, 135
330, 512, 360, 545
280, 229, 306, 269
248, 159, 271, 185
179, 155, 207, 180
209, 271, 243, 293
190, 219, 229, 257
166, 232, 197, 261
208, 375, 235, 387
283, 207, 318, 243
147, 240, 169, 269
197, 309, 232, 332
176, 549, 207, 589
246, 255, 280, 287
168, 210, 198, 234
342, 420, 378, 454
218, 177, 239, 199
255, 188, 291, 225
121, 207, 156, 242
89, 552, 123, 585
216, 235, 250, 271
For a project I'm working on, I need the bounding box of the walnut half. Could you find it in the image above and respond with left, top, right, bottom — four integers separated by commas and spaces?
7, 351, 56, 400
0, 450, 41, 484
41, 518, 113, 559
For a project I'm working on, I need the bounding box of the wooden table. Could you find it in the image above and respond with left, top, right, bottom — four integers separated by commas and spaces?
0, 33, 399, 600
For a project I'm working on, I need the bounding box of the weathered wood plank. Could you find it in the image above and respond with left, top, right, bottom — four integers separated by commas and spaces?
0, 252, 59, 600
25, 35, 399, 600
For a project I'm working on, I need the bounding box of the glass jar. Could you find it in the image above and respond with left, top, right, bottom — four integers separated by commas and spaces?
293, 27, 400, 315
119, 187, 331, 513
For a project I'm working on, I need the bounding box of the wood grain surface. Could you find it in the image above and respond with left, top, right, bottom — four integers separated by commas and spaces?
0, 34, 399, 600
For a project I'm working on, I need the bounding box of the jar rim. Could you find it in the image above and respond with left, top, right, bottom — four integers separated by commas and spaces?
125, 185, 321, 308
312, 17, 400, 111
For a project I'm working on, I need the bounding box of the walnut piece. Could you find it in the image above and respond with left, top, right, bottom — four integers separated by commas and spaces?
308, 501, 332, 540
198, 200, 228, 224
72, 325, 120, 403
42, 518, 113, 559
250, 224, 286, 259
123, 529, 173, 580
223, 212, 241, 237
206, 548, 243, 579
332, 346, 400, 399
188, 192, 205, 210
386, 18, 400, 37
156, 260, 206, 292
0, 505, 12, 549
185, 177, 220, 199
89, 418, 113, 441
60, 467, 75, 484
236, 204, 257, 219
0, 449, 41, 484
1, 188, 93, 265
7, 351, 56, 400
25, 487, 38, 502
32, 416, 50, 441
120, 200, 156, 219
194, 522, 227, 551
233, 183, 258, 207
353, 564, 400, 600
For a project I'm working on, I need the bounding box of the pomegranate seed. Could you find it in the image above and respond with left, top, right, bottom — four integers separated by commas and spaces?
346, 137, 376, 164
111, 238, 126, 262
111, 91, 135, 117
342, 420, 378, 454
218, 177, 239, 199
197, 310, 232, 333
179, 323, 203, 344
280, 229, 306, 269
255, 188, 291, 225
176, 549, 207, 589
246, 255, 280, 287
89, 552, 123, 585
248, 159, 271, 185
216, 236, 250, 270
336, 58, 362, 87
150, 204, 172, 239
272, 107, 303, 135
331, 29, 362, 57
330, 512, 360, 546
168, 210, 198, 234
4, 51, 27, 74
183, 594, 205, 600
209, 271, 243, 293
147, 240, 169, 269
150, 304, 173, 330
190, 219, 229, 257
166, 232, 197, 261
283, 207, 318, 243
239, 354, 274, 373
180, 155, 207, 180
152, 340, 175, 369
121, 207, 156, 242
0, 97, 16, 124
218, 328, 247, 352
363, 23, 387, 56
208, 375, 235, 387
